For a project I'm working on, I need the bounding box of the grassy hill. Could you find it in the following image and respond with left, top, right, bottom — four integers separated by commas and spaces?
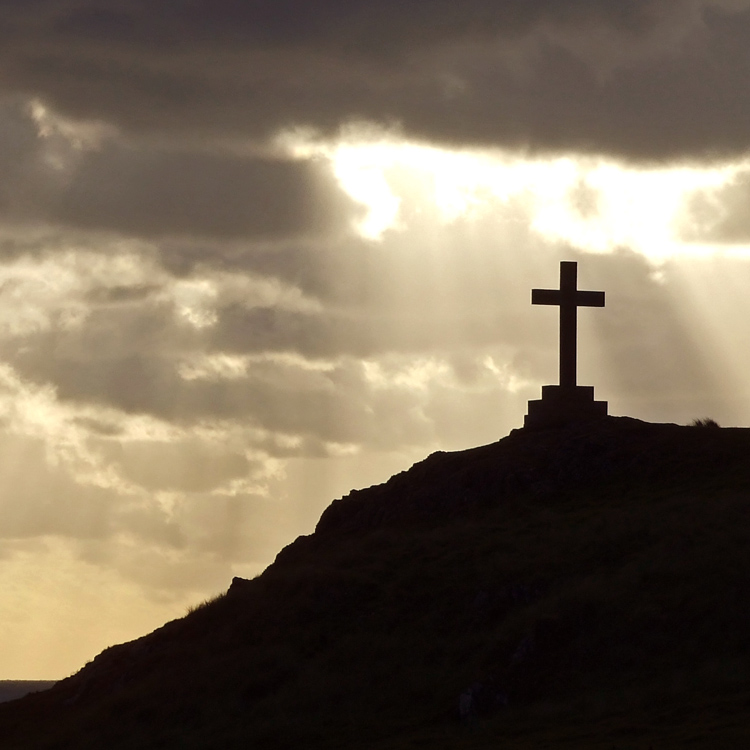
2, 416, 750, 748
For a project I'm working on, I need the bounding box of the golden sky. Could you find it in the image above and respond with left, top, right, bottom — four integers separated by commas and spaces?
3, 0, 750, 679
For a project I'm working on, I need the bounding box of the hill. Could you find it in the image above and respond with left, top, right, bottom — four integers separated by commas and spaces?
2, 416, 750, 748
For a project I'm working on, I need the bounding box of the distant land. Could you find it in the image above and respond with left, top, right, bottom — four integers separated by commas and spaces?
2, 416, 750, 748
0, 683, 56, 705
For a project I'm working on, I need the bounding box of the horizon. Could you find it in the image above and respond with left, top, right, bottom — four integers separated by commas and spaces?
3, 1, 750, 680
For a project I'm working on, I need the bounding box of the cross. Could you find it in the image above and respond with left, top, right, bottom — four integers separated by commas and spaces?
532, 261, 604, 388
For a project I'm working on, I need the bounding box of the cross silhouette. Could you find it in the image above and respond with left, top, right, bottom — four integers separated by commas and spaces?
532, 261, 605, 388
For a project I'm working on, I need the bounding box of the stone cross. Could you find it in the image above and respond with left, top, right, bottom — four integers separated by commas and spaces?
531, 261, 604, 388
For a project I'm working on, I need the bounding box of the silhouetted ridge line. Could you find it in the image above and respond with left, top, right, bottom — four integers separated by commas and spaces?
4, 418, 750, 749
313, 416, 749, 537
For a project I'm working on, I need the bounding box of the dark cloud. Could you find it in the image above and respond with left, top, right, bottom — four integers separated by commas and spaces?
85, 284, 162, 305
47, 147, 357, 240
5, 0, 674, 58
0, 100, 41, 209
1, 1, 748, 159
679, 169, 750, 242
0, 102, 359, 241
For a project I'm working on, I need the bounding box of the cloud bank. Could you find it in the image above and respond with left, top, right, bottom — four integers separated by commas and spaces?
1, 0, 749, 159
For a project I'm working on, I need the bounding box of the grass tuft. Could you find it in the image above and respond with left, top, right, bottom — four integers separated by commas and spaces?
690, 417, 720, 428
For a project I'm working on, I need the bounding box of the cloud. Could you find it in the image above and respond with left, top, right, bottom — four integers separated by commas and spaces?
47, 146, 358, 240
0, 99, 360, 242
98, 438, 253, 494
679, 168, 750, 243
0, 197, 726, 453
0, 203, 551, 443
3, 1, 750, 159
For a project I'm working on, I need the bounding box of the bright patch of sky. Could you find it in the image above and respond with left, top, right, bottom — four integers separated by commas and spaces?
286, 128, 747, 262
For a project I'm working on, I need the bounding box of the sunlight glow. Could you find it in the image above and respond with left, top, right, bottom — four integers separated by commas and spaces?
0, 537, 184, 679
332, 158, 402, 239
283, 128, 748, 262
172, 279, 218, 329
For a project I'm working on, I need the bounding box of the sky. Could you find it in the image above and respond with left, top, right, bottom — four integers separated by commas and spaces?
3, 0, 750, 679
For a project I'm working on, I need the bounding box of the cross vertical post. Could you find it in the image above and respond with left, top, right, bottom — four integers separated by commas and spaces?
560, 261, 579, 388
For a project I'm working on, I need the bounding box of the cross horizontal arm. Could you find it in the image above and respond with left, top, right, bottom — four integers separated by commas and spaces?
531, 289, 561, 305
575, 290, 605, 307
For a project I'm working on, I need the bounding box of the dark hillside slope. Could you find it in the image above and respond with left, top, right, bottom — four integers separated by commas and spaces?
3, 416, 750, 749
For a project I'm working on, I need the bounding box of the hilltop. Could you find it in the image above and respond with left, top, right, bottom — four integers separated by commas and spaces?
2, 416, 750, 749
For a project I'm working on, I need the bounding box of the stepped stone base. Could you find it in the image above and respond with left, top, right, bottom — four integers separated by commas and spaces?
524, 385, 608, 430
